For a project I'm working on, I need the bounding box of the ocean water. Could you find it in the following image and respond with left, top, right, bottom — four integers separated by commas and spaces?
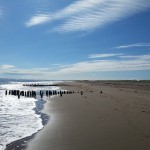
0, 79, 60, 150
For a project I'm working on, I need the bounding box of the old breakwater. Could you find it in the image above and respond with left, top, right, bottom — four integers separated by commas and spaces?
23, 83, 65, 87
5, 89, 83, 99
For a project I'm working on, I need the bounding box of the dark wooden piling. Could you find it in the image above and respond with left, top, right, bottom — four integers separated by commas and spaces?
17, 90, 20, 96
49, 91, 52, 96
40, 91, 44, 98
14, 90, 17, 96
33, 91, 36, 98
27, 91, 30, 97
18, 94, 20, 99
46, 91, 48, 97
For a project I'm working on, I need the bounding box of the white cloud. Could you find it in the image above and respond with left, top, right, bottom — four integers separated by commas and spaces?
25, 0, 150, 32
89, 53, 123, 58
26, 14, 50, 27
119, 54, 150, 60
1, 54, 150, 79
0, 64, 15, 70
58, 58, 150, 74
116, 43, 150, 49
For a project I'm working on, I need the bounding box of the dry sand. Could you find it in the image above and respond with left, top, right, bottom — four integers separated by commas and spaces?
26, 81, 150, 150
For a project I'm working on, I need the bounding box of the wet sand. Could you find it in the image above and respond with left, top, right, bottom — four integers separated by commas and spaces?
26, 80, 150, 150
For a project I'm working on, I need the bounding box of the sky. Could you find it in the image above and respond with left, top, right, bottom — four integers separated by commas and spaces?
0, 0, 150, 80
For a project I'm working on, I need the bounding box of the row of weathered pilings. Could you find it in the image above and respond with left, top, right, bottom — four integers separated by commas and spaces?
23, 84, 59, 87
5, 90, 83, 99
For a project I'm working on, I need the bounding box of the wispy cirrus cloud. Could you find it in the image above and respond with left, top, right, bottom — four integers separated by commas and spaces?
120, 54, 150, 59
116, 43, 150, 49
26, 0, 150, 33
89, 53, 123, 58
1, 54, 150, 79
26, 14, 50, 27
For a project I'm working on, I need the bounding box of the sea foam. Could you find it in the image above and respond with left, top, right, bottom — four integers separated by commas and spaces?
0, 81, 60, 150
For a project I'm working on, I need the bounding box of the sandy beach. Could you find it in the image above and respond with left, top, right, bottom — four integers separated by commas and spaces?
26, 80, 150, 150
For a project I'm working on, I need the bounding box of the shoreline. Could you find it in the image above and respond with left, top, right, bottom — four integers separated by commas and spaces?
26, 80, 150, 150
5, 98, 50, 150
5, 80, 150, 150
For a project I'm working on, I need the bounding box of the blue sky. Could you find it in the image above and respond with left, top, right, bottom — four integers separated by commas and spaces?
0, 0, 150, 80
